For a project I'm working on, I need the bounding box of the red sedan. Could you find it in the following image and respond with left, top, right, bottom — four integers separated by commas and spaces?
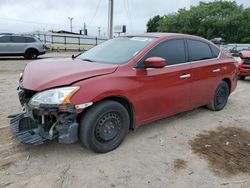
11, 33, 238, 153
239, 50, 250, 80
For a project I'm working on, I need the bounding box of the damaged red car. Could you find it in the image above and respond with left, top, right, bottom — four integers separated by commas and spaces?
238, 50, 250, 80
10, 33, 238, 153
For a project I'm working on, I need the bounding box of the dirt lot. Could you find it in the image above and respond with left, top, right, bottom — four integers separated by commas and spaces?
0, 53, 250, 188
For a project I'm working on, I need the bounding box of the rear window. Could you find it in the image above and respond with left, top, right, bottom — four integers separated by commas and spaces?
25, 37, 36, 43
0, 36, 11, 43
11, 36, 26, 43
210, 44, 220, 58
187, 39, 213, 61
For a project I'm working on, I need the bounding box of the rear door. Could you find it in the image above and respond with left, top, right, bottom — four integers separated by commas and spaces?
187, 39, 222, 107
0, 36, 12, 54
10, 36, 27, 53
134, 39, 193, 123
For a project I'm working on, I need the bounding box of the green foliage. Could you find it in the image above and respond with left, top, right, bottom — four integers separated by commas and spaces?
146, 1, 250, 43
147, 15, 162, 32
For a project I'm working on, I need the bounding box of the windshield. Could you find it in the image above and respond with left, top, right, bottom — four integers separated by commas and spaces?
79, 36, 156, 64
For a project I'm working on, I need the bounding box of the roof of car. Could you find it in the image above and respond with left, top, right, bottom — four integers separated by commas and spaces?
128, 32, 203, 39
0, 34, 34, 37
126, 33, 214, 45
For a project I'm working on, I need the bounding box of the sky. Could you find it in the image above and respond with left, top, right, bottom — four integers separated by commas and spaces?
0, 0, 249, 36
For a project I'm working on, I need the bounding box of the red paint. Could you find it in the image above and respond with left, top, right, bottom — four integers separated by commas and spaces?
23, 58, 118, 91
22, 33, 238, 129
144, 57, 167, 68
239, 50, 250, 77
240, 50, 250, 58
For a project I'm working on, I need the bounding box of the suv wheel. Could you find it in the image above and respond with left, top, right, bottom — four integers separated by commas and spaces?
79, 100, 130, 153
207, 81, 230, 111
24, 49, 38, 59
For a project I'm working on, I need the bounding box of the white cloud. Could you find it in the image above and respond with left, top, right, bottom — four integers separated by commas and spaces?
0, 0, 249, 36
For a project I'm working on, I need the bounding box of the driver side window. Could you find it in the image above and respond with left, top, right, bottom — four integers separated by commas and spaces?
140, 39, 187, 66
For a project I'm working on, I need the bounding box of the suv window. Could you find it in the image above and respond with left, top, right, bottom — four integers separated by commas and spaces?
141, 39, 186, 66
11, 36, 26, 43
25, 37, 36, 43
187, 39, 213, 61
0, 36, 11, 43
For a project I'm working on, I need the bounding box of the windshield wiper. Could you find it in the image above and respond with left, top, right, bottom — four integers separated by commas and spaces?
81, 59, 95, 62
72, 53, 82, 60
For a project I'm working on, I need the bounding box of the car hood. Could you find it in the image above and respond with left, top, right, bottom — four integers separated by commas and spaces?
22, 58, 118, 91
241, 51, 250, 58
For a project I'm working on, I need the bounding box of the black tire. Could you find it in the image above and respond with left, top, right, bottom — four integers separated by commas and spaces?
207, 81, 230, 111
24, 49, 38, 59
79, 100, 130, 153
238, 75, 246, 80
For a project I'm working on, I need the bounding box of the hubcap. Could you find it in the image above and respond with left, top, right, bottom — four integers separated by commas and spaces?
216, 86, 227, 105
95, 112, 121, 143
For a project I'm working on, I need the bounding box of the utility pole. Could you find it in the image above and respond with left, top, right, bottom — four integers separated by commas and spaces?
108, 0, 114, 39
68, 17, 74, 33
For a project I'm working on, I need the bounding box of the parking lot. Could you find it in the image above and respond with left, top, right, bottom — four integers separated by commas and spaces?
0, 53, 250, 188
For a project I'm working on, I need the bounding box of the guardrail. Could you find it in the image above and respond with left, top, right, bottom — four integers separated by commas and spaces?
32, 33, 107, 51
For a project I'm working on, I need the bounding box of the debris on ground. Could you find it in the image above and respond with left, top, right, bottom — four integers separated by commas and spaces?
190, 127, 250, 176
173, 159, 187, 170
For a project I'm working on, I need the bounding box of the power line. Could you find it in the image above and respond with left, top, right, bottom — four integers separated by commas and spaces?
0, 17, 107, 29
124, 0, 134, 33
0, 17, 67, 27
89, 0, 103, 26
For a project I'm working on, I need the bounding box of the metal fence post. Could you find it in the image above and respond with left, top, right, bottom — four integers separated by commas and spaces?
79, 37, 81, 51
51, 35, 54, 51
44, 34, 47, 49
96, 37, 98, 46
64, 36, 66, 51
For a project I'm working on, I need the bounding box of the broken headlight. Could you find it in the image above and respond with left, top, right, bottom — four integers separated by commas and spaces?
29, 86, 79, 106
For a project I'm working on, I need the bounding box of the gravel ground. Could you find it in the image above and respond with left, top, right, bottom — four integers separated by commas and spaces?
0, 53, 250, 188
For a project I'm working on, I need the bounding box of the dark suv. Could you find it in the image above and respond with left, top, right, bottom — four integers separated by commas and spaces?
0, 34, 45, 59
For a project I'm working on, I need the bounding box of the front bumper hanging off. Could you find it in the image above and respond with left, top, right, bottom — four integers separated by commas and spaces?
10, 104, 79, 145
10, 113, 46, 145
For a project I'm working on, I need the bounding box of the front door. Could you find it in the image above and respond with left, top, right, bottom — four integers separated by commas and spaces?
134, 39, 193, 124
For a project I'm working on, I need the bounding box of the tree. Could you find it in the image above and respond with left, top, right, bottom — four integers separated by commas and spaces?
147, 1, 250, 43
147, 15, 162, 32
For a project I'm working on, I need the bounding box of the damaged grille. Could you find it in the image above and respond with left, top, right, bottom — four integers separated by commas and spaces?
243, 58, 250, 65
18, 89, 37, 106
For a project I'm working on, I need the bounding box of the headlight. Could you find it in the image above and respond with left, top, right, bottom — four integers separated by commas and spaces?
29, 86, 79, 106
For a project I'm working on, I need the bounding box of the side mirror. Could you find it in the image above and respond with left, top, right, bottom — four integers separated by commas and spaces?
144, 57, 167, 69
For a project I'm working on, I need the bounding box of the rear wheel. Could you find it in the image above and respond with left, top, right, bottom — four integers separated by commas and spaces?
207, 81, 230, 111
238, 75, 246, 80
79, 100, 130, 153
24, 49, 38, 59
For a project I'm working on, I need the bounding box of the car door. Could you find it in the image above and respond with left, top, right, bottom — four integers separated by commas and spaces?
187, 39, 222, 107
10, 36, 26, 54
134, 39, 193, 123
0, 36, 12, 54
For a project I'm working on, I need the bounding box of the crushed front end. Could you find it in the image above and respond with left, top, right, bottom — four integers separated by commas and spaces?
10, 87, 80, 145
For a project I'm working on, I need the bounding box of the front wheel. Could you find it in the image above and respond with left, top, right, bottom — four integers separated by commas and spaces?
79, 100, 130, 153
207, 81, 230, 111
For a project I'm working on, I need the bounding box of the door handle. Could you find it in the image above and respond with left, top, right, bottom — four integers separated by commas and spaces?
213, 68, 221, 73
180, 74, 191, 79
